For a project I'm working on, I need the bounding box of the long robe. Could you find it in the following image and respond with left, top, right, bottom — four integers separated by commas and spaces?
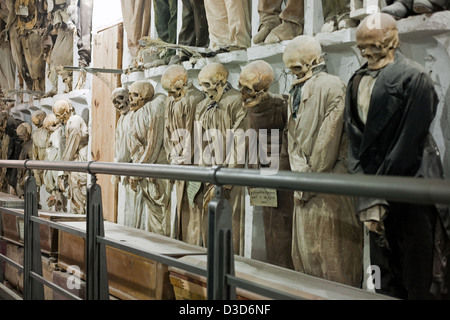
61, 114, 88, 215
32, 125, 49, 187
128, 94, 172, 236
195, 86, 248, 255
164, 84, 205, 246
288, 71, 363, 287
114, 111, 137, 228
120, 0, 152, 62
245, 93, 294, 270
345, 51, 450, 299
44, 125, 67, 212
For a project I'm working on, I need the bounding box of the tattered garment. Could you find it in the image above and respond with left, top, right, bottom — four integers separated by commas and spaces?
114, 111, 137, 228
62, 114, 88, 214
195, 87, 248, 255
288, 71, 363, 287
128, 94, 172, 236
164, 85, 206, 246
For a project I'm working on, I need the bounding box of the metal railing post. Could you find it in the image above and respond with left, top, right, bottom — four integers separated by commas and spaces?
207, 185, 236, 300
86, 173, 109, 300
23, 172, 44, 300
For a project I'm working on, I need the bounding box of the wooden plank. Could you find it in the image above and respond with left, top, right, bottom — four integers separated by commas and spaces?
170, 255, 397, 301
91, 23, 124, 223
57, 221, 206, 300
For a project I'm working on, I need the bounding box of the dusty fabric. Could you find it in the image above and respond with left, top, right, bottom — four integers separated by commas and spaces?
21, 32, 46, 92
44, 126, 67, 212
164, 84, 206, 245
8, 20, 33, 90
322, 0, 350, 22
395, 0, 449, 10
204, 0, 252, 49
61, 114, 88, 214
288, 71, 363, 287
0, 133, 10, 193
178, 0, 209, 48
16, 137, 32, 198
345, 51, 450, 299
246, 93, 294, 269
31, 124, 49, 187
5, 115, 22, 195
153, 0, 177, 62
76, 0, 92, 67
0, 43, 16, 92
47, 28, 74, 94
120, 0, 152, 61
114, 109, 138, 228
195, 87, 248, 255
257, 0, 304, 27
128, 94, 173, 236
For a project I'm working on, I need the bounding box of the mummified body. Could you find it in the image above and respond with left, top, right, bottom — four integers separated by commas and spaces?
162, 65, 206, 246
127, 80, 173, 236
284, 35, 363, 286
15, 122, 32, 198
31, 110, 48, 188
346, 13, 450, 299
42, 113, 67, 213
238, 60, 294, 269
111, 87, 137, 228
196, 62, 248, 255
53, 99, 88, 214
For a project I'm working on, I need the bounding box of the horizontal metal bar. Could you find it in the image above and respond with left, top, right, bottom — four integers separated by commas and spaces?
96, 236, 207, 278
30, 216, 87, 239
0, 253, 24, 272
225, 274, 302, 300
1, 160, 449, 206
30, 271, 82, 301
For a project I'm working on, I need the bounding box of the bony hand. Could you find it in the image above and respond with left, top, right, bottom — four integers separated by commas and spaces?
58, 175, 67, 192
130, 177, 141, 191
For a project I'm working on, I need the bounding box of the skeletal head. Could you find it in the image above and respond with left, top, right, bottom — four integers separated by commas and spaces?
239, 60, 274, 108
198, 63, 229, 102
31, 110, 47, 128
52, 99, 73, 125
43, 113, 61, 133
162, 65, 189, 102
356, 13, 399, 70
112, 87, 130, 115
128, 80, 154, 111
16, 122, 32, 141
283, 35, 323, 84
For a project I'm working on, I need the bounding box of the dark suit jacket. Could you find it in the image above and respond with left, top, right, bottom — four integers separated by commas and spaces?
345, 50, 450, 238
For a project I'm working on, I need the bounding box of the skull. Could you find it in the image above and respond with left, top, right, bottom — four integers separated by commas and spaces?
161, 65, 188, 102
31, 110, 47, 128
198, 63, 229, 102
43, 113, 61, 133
128, 80, 154, 111
16, 122, 32, 141
283, 35, 323, 85
53, 99, 73, 125
239, 60, 274, 108
356, 13, 399, 70
112, 87, 130, 116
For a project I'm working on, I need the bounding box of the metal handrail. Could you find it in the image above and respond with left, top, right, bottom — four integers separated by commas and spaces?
0, 160, 449, 301
4, 160, 450, 205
